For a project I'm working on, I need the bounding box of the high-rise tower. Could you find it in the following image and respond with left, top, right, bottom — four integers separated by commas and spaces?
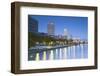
28, 15, 38, 33
47, 22, 55, 35
64, 28, 68, 36
63, 28, 68, 39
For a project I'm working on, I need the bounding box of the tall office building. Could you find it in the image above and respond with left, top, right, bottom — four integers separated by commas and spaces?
63, 28, 68, 39
47, 22, 55, 35
28, 15, 38, 33
64, 28, 68, 36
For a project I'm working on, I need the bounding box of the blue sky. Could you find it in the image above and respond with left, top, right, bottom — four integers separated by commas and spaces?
30, 15, 88, 40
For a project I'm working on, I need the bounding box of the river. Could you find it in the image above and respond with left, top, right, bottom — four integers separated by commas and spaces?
28, 44, 88, 61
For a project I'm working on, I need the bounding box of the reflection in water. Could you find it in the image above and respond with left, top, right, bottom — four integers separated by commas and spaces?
28, 44, 88, 61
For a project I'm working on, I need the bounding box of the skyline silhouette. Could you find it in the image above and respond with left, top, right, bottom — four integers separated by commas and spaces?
30, 15, 88, 40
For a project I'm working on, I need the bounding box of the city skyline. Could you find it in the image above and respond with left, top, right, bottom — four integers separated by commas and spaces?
30, 15, 88, 40
28, 15, 88, 61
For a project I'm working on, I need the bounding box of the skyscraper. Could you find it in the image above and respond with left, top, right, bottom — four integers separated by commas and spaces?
64, 28, 68, 36
63, 28, 68, 39
47, 22, 55, 35
28, 15, 38, 33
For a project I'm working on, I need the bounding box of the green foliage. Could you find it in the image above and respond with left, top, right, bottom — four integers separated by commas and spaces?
28, 32, 71, 48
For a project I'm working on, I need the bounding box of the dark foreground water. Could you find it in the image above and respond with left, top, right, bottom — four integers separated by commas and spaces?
28, 44, 88, 61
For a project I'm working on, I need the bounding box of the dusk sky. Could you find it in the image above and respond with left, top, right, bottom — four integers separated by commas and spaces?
30, 15, 88, 40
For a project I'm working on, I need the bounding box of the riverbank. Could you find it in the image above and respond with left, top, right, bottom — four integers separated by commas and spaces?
29, 43, 87, 53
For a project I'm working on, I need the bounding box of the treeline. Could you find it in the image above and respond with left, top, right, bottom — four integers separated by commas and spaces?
28, 32, 73, 48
